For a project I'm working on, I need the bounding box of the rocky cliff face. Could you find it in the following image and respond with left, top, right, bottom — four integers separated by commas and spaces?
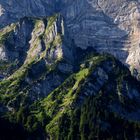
0, 0, 140, 140
0, 0, 140, 76
0, 0, 55, 27
61, 0, 140, 75
0, 14, 73, 98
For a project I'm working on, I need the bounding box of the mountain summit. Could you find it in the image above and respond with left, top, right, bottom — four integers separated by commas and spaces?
0, 0, 140, 140
1, 0, 140, 77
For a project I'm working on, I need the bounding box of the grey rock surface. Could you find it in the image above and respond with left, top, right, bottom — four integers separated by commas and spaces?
0, 0, 140, 74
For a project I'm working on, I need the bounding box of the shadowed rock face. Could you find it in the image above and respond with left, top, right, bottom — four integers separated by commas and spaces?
0, 0, 55, 27
0, 1, 140, 139
61, 0, 140, 73
0, 0, 140, 75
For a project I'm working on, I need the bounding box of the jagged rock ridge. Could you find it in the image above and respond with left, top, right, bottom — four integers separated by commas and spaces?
0, 0, 140, 77
0, 1, 140, 140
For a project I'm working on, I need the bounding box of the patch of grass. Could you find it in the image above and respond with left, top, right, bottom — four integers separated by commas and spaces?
0, 23, 17, 44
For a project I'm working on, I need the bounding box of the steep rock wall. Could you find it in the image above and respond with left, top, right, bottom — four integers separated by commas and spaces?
0, 0, 140, 76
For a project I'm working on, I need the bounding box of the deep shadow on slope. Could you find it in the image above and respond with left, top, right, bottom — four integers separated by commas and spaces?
0, 118, 46, 140
0, 118, 27, 140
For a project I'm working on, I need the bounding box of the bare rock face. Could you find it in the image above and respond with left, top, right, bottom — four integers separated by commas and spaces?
61, 0, 140, 73
1, 2, 140, 138
0, 0, 140, 76
0, 0, 55, 28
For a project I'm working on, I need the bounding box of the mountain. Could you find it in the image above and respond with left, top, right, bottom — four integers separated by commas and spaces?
1, 0, 140, 75
0, 0, 140, 140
